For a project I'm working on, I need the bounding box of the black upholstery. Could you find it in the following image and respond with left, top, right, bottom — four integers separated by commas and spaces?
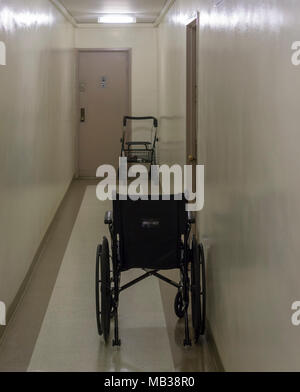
113, 196, 187, 271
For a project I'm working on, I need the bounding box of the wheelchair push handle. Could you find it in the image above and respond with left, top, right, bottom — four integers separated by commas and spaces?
123, 116, 158, 128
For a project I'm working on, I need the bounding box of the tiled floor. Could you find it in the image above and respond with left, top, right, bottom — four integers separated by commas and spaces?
0, 180, 220, 372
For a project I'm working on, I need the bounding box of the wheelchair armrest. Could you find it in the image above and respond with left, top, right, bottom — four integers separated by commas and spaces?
104, 211, 113, 225
188, 211, 196, 224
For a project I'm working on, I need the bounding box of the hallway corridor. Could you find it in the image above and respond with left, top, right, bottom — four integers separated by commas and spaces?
1, 0, 300, 374
0, 181, 220, 372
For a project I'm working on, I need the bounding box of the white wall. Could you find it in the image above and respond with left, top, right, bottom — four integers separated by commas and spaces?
0, 0, 76, 312
159, 0, 300, 371
75, 27, 158, 141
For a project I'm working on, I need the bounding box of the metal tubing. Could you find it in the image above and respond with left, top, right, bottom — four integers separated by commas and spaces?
119, 270, 158, 292
152, 272, 180, 289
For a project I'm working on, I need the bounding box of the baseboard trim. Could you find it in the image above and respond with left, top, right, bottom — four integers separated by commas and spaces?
206, 319, 225, 372
0, 178, 74, 342
78, 176, 98, 180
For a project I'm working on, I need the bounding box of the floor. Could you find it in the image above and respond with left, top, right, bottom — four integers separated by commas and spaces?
0, 180, 220, 372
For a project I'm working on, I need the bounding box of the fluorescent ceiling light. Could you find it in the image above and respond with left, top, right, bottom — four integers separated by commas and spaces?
98, 15, 136, 24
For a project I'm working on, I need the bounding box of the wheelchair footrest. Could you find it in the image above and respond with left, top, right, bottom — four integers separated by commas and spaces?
184, 339, 192, 347
112, 339, 121, 347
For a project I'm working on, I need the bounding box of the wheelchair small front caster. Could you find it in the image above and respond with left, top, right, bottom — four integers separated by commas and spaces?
112, 339, 121, 347
184, 339, 192, 347
174, 291, 185, 319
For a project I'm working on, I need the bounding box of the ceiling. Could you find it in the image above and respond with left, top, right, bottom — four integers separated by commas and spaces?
57, 0, 169, 24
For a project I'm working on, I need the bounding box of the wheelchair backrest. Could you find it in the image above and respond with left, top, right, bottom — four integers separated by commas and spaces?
113, 196, 187, 271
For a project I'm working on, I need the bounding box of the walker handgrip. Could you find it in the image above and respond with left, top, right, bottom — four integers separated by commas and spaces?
123, 116, 158, 128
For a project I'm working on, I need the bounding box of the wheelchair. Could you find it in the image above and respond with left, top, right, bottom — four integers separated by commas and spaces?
95, 196, 206, 346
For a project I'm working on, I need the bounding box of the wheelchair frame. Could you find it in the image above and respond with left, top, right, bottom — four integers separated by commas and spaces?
96, 207, 206, 347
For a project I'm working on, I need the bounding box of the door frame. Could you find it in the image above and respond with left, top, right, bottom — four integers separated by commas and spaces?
75, 48, 132, 178
186, 16, 199, 166
186, 14, 199, 235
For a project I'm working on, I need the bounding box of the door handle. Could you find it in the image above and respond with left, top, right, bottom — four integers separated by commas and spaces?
80, 108, 85, 123
188, 154, 196, 162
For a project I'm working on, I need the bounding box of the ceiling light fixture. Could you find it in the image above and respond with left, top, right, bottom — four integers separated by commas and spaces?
98, 15, 136, 24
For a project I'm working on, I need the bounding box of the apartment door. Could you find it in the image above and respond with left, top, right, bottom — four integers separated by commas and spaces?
186, 18, 198, 175
78, 50, 130, 177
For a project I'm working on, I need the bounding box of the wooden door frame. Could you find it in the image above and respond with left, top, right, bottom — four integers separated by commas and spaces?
186, 15, 199, 166
186, 14, 199, 235
75, 48, 132, 178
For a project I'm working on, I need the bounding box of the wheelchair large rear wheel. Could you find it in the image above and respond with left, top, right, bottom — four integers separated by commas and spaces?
98, 237, 111, 343
95, 245, 102, 336
191, 236, 206, 341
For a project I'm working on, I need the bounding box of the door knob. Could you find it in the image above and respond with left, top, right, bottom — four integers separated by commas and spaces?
80, 108, 85, 123
188, 154, 196, 162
